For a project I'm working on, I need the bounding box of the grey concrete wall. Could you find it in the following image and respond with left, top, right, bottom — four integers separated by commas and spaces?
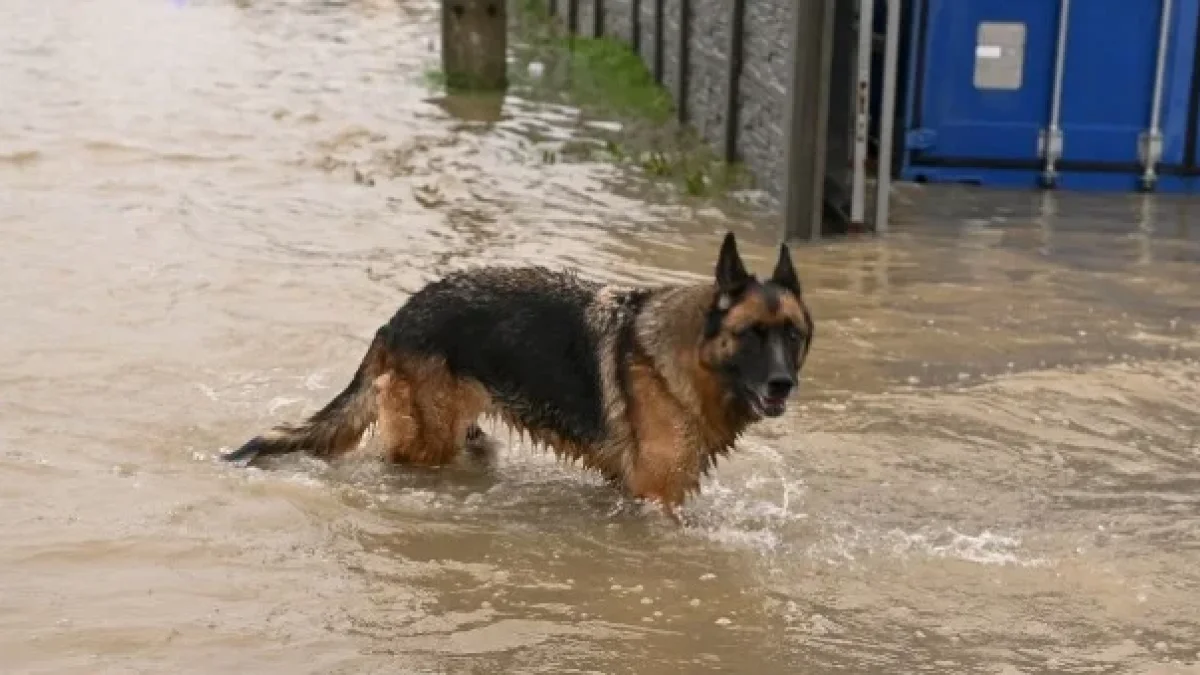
660, 0, 681, 106
552, 0, 796, 204
603, 0, 633, 43
576, 0, 595, 37
686, 0, 729, 144
636, 0, 654, 72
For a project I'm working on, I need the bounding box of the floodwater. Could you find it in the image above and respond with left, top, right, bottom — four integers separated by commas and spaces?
2, 0, 1199, 673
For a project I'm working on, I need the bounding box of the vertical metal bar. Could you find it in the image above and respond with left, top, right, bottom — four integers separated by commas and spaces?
568, 0, 579, 34
874, 0, 902, 234
653, 0, 664, 83
632, 0, 642, 50
783, 0, 837, 242
723, 0, 746, 162
678, 0, 691, 124
812, 0, 837, 241
593, 0, 604, 37
850, 0, 875, 226
1039, 0, 1070, 188
1141, 0, 1175, 191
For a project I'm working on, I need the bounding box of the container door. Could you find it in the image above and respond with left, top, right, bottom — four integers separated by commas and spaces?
1186, 4, 1200, 172
1059, 0, 1195, 169
907, 0, 1058, 166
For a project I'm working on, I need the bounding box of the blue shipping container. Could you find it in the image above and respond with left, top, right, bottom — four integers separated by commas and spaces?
899, 0, 1200, 192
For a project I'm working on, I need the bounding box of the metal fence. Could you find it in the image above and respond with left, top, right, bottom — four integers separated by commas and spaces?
544, 0, 904, 240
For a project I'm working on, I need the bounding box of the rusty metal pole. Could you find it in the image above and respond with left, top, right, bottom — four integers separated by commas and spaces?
849, 0, 874, 227
441, 0, 508, 91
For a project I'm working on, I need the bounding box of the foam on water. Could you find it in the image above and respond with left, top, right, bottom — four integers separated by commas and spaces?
805, 520, 1051, 568
683, 472, 809, 553
885, 526, 1049, 566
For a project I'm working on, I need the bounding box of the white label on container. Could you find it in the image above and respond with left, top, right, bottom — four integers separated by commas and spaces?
976, 45, 1003, 59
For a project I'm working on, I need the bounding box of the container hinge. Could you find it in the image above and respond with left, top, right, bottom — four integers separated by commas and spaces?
905, 128, 937, 151
1037, 127, 1063, 162
1138, 130, 1164, 168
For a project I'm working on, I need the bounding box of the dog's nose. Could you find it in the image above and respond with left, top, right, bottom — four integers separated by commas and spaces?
766, 376, 794, 399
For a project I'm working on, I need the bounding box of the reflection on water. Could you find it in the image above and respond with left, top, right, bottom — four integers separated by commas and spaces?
1, 0, 1199, 673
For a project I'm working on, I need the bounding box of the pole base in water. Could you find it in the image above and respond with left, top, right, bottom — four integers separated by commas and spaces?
441, 0, 509, 92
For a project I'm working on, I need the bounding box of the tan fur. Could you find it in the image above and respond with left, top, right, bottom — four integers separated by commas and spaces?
373, 355, 492, 465
704, 287, 809, 363
624, 351, 701, 524
723, 291, 806, 330
621, 285, 756, 520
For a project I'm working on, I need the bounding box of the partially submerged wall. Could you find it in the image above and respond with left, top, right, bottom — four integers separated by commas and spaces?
554, 0, 797, 203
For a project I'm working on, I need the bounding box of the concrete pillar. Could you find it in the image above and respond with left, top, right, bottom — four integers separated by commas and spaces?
782, 0, 836, 242
441, 0, 509, 91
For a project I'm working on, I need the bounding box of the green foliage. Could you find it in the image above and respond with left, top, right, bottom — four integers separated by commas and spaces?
559, 36, 675, 124
422, 67, 447, 91
507, 0, 755, 200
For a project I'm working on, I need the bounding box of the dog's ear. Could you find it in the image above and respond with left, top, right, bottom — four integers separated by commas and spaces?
714, 232, 751, 298
770, 243, 802, 296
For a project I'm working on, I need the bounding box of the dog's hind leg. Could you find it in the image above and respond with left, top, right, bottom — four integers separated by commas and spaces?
373, 371, 421, 463
378, 357, 490, 466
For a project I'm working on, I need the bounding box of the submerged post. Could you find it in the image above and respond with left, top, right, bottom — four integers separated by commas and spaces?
782, 0, 836, 241
873, 0, 902, 233
441, 0, 508, 91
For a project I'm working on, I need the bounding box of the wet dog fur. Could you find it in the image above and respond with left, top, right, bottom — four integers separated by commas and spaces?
222, 232, 814, 522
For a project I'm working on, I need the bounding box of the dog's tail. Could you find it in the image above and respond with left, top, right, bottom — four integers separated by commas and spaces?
221, 330, 388, 467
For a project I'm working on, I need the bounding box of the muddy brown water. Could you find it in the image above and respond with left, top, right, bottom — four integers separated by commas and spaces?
3, 1, 1200, 673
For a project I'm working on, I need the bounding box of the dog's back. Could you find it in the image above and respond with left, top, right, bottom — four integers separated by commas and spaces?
383, 266, 615, 443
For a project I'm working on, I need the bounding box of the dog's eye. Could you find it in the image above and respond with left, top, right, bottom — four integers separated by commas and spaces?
784, 323, 803, 341
732, 325, 767, 340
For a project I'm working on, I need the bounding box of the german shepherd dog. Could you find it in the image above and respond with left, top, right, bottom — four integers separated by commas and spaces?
222, 232, 814, 522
